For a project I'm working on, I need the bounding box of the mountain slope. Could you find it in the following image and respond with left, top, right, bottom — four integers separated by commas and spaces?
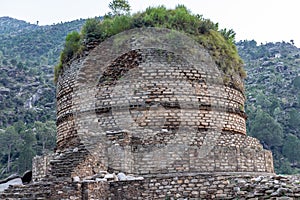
237, 40, 300, 174
0, 17, 38, 35
0, 17, 88, 127
0, 17, 87, 178
0, 17, 86, 66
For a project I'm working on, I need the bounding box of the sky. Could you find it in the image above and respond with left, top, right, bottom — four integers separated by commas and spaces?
1, 0, 300, 47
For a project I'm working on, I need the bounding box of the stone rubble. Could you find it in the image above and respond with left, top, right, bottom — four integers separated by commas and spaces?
74, 171, 145, 183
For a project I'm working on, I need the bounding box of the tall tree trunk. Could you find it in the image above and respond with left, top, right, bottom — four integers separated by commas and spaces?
43, 141, 45, 152
7, 144, 11, 172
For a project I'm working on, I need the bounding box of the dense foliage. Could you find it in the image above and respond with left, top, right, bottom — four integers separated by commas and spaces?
0, 121, 56, 178
55, 5, 245, 87
0, 17, 86, 67
238, 40, 300, 174
0, 17, 62, 178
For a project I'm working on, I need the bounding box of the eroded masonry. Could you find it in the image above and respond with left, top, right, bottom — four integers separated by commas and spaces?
1, 28, 300, 200
55, 28, 274, 178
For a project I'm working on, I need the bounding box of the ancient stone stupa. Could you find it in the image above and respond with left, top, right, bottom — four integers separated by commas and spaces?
1, 10, 285, 199
41, 27, 275, 198
55, 28, 274, 179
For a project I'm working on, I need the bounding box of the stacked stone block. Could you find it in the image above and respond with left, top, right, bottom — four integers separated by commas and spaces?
54, 45, 273, 177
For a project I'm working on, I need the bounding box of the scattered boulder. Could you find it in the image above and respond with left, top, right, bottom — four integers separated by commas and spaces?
83, 171, 144, 182
72, 176, 80, 182
117, 172, 126, 181
104, 173, 115, 181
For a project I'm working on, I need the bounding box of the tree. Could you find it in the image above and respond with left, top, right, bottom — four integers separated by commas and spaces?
10, 58, 17, 66
282, 134, 300, 163
18, 146, 35, 173
34, 121, 56, 153
60, 31, 81, 63
0, 126, 21, 173
220, 28, 236, 44
108, 0, 131, 16
292, 76, 300, 89
288, 109, 300, 133
2, 59, 8, 65
17, 61, 24, 70
18, 128, 36, 173
81, 18, 102, 44
249, 109, 283, 149
256, 92, 272, 109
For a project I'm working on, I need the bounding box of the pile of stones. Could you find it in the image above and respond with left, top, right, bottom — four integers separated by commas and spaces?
73, 171, 144, 183
233, 175, 300, 199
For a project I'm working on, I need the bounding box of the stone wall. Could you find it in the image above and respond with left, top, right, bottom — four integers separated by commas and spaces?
55, 37, 273, 176
0, 179, 82, 200
2, 173, 299, 199
82, 181, 109, 200
32, 130, 273, 181
50, 144, 103, 179
105, 131, 274, 175
32, 154, 53, 182
56, 49, 247, 146
106, 173, 300, 199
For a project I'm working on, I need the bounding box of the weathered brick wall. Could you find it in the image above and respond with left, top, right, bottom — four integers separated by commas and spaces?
105, 173, 300, 199
81, 49, 246, 135
50, 144, 106, 179
82, 181, 109, 200
56, 59, 82, 150
32, 154, 53, 182
0, 179, 83, 200
55, 41, 273, 176
56, 49, 247, 149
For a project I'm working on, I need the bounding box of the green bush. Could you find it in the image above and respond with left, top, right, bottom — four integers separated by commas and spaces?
81, 18, 103, 44
55, 5, 246, 88
61, 31, 81, 63
54, 31, 81, 82
101, 15, 132, 37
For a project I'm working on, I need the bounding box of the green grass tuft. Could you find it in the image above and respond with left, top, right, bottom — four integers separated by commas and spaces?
54, 5, 246, 91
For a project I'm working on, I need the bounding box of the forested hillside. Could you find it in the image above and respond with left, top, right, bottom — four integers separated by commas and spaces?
0, 16, 299, 178
0, 17, 86, 178
0, 17, 86, 66
237, 40, 300, 174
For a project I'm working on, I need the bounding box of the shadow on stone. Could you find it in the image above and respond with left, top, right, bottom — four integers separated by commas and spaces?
21, 170, 32, 184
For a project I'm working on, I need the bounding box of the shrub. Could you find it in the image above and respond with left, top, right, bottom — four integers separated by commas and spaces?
81, 18, 102, 44
60, 31, 81, 63
55, 4, 246, 89
54, 31, 80, 82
